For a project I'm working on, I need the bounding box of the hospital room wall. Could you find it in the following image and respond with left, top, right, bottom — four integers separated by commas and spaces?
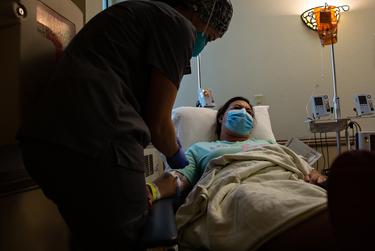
71, 0, 102, 23
81, 1, 375, 145
175, 0, 375, 142
79, 1, 375, 141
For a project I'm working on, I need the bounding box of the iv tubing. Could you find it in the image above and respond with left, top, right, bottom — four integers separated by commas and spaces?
330, 43, 340, 120
330, 43, 342, 154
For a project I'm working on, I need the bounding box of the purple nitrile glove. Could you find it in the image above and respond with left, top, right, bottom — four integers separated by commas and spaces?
167, 146, 189, 169
176, 137, 183, 148
167, 138, 188, 169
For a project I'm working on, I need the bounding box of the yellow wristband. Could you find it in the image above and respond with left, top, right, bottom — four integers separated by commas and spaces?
146, 182, 160, 201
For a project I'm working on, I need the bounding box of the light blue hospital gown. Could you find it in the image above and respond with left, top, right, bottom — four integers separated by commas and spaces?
177, 138, 275, 185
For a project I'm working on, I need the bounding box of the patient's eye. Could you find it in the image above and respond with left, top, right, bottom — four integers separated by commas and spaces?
232, 105, 244, 110
232, 105, 252, 115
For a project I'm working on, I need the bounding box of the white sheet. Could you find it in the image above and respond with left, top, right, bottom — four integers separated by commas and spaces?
176, 144, 327, 251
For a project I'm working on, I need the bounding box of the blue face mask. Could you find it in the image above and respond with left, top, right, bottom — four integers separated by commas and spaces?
192, 32, 208, 57
224, 108, 254, 136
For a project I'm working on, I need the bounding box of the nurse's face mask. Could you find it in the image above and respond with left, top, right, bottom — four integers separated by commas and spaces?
224, 108, 254, 136
192, 2, 217, 57
192, 32, 208, 57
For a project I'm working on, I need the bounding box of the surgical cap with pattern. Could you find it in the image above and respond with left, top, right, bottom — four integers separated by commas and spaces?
183, 0, 233, 37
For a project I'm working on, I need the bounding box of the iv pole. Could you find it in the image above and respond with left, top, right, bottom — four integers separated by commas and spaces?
301, 4, 350, 155
196, 55, 202, 107
197, 55, 202, 94
330, 43, 342, 154
196, 55, 215, 108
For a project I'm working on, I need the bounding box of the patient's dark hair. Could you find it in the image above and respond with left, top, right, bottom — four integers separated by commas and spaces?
215, 96, 253, 139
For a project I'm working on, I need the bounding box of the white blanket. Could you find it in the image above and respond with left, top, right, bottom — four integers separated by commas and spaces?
176, 144, 327, 251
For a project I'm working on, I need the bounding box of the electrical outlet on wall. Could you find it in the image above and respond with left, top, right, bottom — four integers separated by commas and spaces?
254, 94, 264, 105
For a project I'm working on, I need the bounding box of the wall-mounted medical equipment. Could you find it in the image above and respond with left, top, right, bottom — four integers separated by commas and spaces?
0, 0, 83, 146
356, 131, 375, 151
311, 95, 331, 118
354, 94, 374, 116
197, 88, 215, 108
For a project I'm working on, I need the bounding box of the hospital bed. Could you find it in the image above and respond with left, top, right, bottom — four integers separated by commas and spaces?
148, 106, 334, 251
141, 105, 277, 250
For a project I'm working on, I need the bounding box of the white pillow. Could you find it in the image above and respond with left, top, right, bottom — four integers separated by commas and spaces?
172, 106, 276, 150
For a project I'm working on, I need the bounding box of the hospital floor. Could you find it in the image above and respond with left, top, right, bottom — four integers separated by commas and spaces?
0, 188, 71, 251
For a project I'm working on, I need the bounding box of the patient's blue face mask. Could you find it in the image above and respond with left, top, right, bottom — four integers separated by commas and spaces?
224, 108, 254, 136
192, 32, 208, 57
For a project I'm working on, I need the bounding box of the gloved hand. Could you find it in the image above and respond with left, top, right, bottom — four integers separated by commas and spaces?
167, 138, 189, 169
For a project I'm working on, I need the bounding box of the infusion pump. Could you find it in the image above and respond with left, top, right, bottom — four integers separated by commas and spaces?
354, 94, 374, 116
311, 95, 331, 118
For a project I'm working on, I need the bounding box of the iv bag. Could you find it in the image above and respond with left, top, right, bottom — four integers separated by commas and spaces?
314, 6, 338, 46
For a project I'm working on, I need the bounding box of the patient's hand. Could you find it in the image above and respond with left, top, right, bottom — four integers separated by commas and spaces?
154, 172, 178, 198
304, 169, 327, 186
153, 171, 190, 199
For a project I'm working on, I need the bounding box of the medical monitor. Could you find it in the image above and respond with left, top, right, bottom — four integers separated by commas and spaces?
0, 0, 83, 146
354, 94, 374, 116
311, 95, 331, 118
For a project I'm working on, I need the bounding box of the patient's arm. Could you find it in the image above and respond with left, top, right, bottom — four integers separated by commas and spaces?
148, 171, 191, 203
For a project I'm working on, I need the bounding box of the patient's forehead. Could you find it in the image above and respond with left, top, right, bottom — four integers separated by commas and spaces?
227, 100, 254, 116
228, 100, 252, 110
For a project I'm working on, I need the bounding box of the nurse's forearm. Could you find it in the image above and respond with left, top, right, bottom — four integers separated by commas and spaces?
149, 119, 179, 158
150, 121, 188, 169
144, 68, 179, 158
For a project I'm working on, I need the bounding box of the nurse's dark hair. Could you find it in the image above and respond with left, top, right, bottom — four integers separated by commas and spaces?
215, 96, 253, 139
149, 0, 183, 8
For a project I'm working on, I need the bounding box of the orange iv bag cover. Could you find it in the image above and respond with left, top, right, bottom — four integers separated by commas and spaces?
314, 6, 338, 46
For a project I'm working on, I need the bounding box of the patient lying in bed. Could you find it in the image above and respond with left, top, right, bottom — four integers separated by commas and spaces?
148, 96, 334, 251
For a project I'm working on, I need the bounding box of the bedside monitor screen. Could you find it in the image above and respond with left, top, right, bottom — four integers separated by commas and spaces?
358, 95, 367, 105
314, 97, 323, 105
